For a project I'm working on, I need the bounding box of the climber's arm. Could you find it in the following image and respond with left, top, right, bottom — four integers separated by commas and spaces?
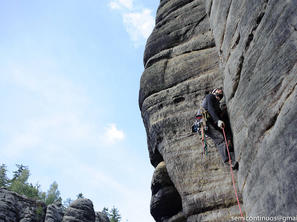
206, 94, 221, 123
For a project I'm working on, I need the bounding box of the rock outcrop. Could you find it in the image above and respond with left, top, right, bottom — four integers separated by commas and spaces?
0, 189, 108, 222
150, 161, 184, 222
140, 0, 297, 221
0, 188, 46, 222
45, 202, 64, 222
62, 198, 95, 222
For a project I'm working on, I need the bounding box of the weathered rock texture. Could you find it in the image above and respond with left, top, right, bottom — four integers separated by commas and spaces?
0, 189, 103, 222
140, 0, 243, 221
207, 0, 297, 218
150, 161, 185, 222
62, 198, 95, 222
140, 0, 297, 221
45, 202, 64, 222
0, 188, 46, 222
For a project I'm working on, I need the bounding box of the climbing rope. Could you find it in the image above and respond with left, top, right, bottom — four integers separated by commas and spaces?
204, 139, 208, 155
200, 125, 208, 157
222, 127, 245, 222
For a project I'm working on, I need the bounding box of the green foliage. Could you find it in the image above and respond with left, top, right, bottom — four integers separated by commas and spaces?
8, 164, 41, 200
11, 164, 28, 182
0, 164, 61, 204
0, 164, 9, 187
39, 191, 46, 202
102, 207, 109, 217
36, 205, 45, 221
110, 206, 121, 222
102, 206, 121, 222
9, 180, 40, 199
44, 181, 61, 205
1, 164, 123, 220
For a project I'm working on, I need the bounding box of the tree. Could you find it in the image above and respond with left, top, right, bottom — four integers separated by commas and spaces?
101, 207, 109, 218
76, 193, 84, 199
101, 207, 121, 222
11, 164, 29, 183
109, 206, 121, 222
0, 164, 9, 188
8, 164, 40, 200
45, 181, 62, 205
1, 164, 123, 217
0, 164, 65, 207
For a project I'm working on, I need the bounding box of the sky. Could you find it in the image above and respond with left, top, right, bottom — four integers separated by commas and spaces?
0, 0, 159, 221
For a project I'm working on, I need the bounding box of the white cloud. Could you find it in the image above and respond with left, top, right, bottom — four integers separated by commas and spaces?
108, 0, 154, 46
120, 0, 134, 9
104, 123, 125, 144
109, 0, 134, 10
123, 9, 154, 45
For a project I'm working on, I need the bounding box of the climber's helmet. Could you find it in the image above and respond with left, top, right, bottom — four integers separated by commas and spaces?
213, 88, 223, 101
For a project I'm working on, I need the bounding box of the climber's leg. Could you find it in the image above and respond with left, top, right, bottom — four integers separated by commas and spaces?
205, 122, 229, 163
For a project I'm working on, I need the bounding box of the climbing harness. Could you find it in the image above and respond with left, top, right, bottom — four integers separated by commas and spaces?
192, 107, 210, 157
222, 127, 245, 222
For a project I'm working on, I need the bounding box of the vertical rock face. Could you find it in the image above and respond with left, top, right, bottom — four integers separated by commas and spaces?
0, 188, 46, 222
140, 0, 297, 221
139, 0, 243, 221
207, 0, 297, 218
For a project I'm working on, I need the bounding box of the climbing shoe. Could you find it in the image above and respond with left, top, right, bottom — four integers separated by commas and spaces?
232, 161, 239, 171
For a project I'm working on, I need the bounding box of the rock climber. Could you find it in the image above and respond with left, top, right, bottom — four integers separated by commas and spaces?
202, 87, 239, 170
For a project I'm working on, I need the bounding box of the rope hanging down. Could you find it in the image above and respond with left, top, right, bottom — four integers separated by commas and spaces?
222, 127, 245, 222
200, 126, 208, 156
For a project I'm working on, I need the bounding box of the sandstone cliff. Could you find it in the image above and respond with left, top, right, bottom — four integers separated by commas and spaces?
139, 0, 297, 221
207, 0, 297, 218
0, 188, 110, 222
0, 188, 46, 222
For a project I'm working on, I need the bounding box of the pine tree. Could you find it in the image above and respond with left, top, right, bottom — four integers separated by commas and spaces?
102, 207, 109, 218
8, 164, 40, 200
109, 206, 121, 222
0, 164, 9, 188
